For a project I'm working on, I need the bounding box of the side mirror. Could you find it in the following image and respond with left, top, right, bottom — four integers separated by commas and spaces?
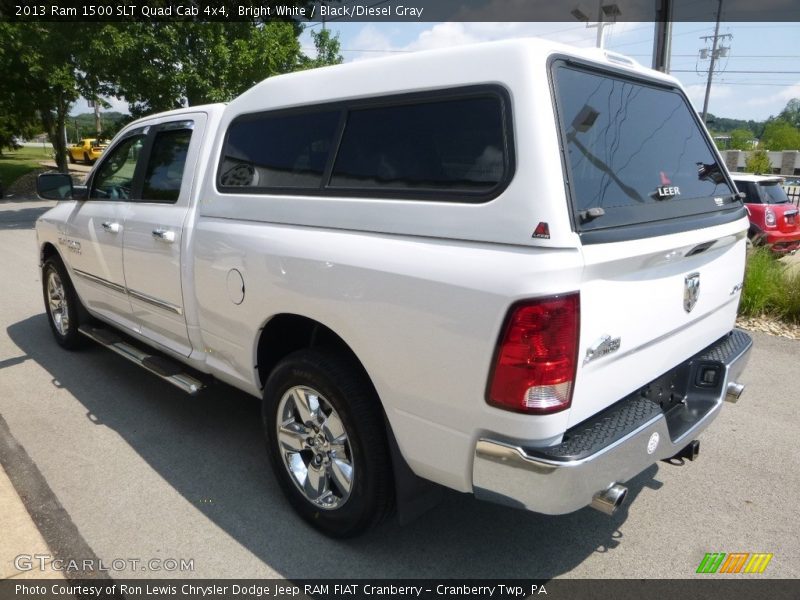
37, 172, 74, 200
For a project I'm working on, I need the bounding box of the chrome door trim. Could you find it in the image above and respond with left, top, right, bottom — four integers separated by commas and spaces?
73, 269, 183, 315
128, 288, 183, 315
73, 268, 127, 294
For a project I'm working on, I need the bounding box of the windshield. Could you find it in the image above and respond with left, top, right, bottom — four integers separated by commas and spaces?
760, 182, 789, 204
553, 63, 735, 232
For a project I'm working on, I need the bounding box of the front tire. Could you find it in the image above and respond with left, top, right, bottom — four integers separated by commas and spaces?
263, 349, 393, 538
42, 257, 87, 350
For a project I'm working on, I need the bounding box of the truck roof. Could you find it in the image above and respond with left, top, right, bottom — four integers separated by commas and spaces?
228, 37, 680, 115
124, 103, 227, 130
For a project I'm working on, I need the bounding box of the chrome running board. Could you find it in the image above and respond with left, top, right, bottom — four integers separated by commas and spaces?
78, 325, 204, 395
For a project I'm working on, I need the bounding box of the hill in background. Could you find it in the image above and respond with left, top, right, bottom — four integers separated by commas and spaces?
67, 111, 131, 142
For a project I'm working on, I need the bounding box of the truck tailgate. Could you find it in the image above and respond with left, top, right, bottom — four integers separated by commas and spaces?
569, 221, 747, 427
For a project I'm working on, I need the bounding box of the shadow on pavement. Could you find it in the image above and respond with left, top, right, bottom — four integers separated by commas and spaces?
7, 313, 664, 579
0, 205, 52, 230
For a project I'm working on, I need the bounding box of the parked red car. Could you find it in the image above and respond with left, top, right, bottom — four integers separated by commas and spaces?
732, 174, 800, 254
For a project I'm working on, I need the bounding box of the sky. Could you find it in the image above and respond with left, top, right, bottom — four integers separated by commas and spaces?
73, 20, 800, 124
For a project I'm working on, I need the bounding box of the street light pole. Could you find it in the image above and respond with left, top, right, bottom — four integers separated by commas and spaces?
652, 0, 673, 72
572, 3, 621, 49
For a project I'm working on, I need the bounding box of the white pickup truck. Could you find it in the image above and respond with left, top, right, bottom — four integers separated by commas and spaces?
36, 38, 752, 538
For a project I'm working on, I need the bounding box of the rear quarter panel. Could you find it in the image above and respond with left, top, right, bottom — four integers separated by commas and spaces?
191, 220, 583, 492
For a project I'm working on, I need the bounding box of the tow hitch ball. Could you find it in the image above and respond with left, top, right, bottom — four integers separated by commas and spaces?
665, 439, 700, 462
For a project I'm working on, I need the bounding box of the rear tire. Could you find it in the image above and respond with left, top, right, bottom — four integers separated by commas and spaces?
263, 349, 393, 538
68, 153, 76, 164
83, 152, 91, 165
42, 256, 87, 350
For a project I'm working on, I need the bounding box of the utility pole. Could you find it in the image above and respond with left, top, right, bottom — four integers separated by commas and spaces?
700, 0, 730, 124
94, 101, 102, 137
88, 98, 102, 137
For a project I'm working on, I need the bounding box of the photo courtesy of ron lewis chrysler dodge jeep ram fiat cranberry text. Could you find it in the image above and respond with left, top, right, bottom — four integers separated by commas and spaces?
36, 38, 752, 538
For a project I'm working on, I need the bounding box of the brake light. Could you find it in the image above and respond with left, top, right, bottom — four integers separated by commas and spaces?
765, 207, 776, 228
487, 294, 580, 414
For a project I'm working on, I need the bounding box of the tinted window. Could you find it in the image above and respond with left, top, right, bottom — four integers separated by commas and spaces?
142, 128, 192, 203
554, 65, 735, 231
220, 110, 339, 189
90, 135, 145, 200
736, 181, 761, 204
330, 97, 506, 194
760, 182, 789, 204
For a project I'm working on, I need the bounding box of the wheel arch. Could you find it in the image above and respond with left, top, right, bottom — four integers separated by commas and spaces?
254, 312, 442, 523
255, 313, 373, 393
40, 241, 62, 267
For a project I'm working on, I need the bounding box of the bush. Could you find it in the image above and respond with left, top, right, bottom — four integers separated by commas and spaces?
745, 148, 772, 174
739, 247, 800, 323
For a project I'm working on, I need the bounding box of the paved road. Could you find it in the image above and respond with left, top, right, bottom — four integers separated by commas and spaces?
0, 199, 798, 580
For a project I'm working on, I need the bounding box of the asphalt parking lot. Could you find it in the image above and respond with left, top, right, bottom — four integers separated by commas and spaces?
0, 198, 798, 580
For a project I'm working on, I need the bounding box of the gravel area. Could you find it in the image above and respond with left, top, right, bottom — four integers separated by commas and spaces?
737, 315, 800, 340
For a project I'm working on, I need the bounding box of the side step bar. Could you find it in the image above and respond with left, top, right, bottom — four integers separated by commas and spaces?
78, 325, 205, 395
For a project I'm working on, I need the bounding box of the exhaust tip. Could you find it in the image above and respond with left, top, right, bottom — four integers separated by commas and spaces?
590, 484, 628, 516
726, 381, 745, 403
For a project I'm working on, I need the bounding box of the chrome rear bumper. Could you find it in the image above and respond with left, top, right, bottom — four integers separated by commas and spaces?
472, 329, 752, 515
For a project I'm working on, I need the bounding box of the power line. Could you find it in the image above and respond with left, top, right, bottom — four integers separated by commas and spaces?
673, 70, 800, 74
711, 82, 800, 87
628, 54, 800, 59
339, 48, 412, 53
609, 27, 712, 49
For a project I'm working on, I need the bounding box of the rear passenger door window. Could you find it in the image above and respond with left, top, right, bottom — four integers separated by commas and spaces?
141, 125, 193, 203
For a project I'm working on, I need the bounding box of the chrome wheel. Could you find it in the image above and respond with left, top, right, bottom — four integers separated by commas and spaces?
276, 385, 354, 510
47, 270, 69, 336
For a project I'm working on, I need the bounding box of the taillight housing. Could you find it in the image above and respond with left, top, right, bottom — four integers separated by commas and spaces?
765, 207, 776, 228
487, 294, 580, 414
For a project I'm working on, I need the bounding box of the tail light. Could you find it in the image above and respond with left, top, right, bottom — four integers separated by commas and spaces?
765, 207, 776, 228
487, 294, 580, 414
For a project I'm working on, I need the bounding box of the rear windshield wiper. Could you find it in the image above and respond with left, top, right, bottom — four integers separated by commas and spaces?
579, 207, 606, 223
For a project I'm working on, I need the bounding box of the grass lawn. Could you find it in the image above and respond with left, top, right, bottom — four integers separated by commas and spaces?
0, 145, 53, 189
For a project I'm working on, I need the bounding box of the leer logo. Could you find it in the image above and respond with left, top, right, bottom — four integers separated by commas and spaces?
696, 552, 773, 574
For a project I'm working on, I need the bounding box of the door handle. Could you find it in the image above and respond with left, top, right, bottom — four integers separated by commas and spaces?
101, 221, 121, 234
152, 228, 176, 243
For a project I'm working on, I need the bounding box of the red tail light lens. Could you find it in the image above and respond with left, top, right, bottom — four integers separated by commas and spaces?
487, 294, 580, 414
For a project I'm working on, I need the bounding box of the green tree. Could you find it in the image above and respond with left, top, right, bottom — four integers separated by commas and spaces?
1, 19, 338, 168
92, 22, 305, 118
778, 98, 800, 128
300, 28, 343, 69
746, 148, 772, 174
0, 23, 110, 170
760, 119, 800, 151
728, 128, 754, 150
